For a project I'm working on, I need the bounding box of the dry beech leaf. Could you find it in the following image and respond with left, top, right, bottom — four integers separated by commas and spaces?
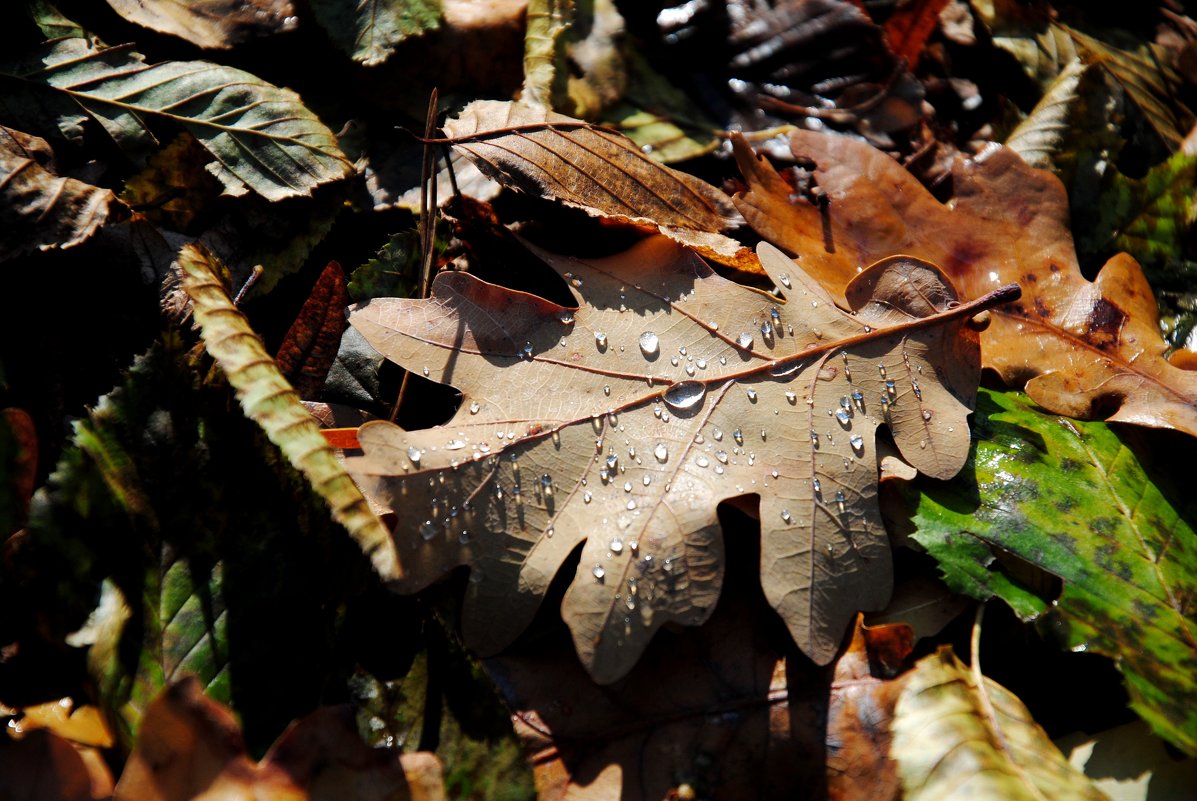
114, 676, 444, 801
733, 131, 1197, 437
0, 125, 122, 260
347, 235, 1014, 682
105, 0, 296, 49
442, 100, 751, 266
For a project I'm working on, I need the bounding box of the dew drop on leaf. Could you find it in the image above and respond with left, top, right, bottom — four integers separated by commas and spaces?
639, 331, 660, 357
654, 443, 669, 462
662, 380, 707, 411
737, 332, 753, 349
593, 565, 605, 581
850, 434, 864, 453
610, 537, 624, 554
407, 446, 422, 465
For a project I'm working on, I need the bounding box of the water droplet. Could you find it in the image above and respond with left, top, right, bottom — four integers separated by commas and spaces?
850, 434, 864, 453
922, 409, 933, 421
761, 322, 774, 340
919, 439, 927, 449
697, 359, 708, 370
606, 454, 618, 470
520, 342, 533, 359
885, 380, 896, 395
712, 427, 724, 442
779, 274, 792, 288
662, 381, 707, 411
583, 491, 592, 503
445, 439, 465, 450
559, 311, 574, 325
781, 509, 792, 523
835, 409, 851, 425
467, 401, 480, 415
840, 396, 851, 410
696, 455, 710, 468
623, 481, 632, 492
459, 529, 470, 544
679, 346, 688, 356
541, 475, 553, 496
879, 364, 888, 378
654, 443, 668, 462
593, 565, 606, 581
733, 429, 744, 445
835, 491, 846, 513
670, 356, 679, 366
639, 331, 660, 357
610, 537, 624, 554
715, 450, 728, 464
785, 391, 797, 404
745, 388, 758, 401
714, 465, 724, 475
627, 499, 637, 510
747, 453, 756, 466
771, 470, 780, 478
595, 332, 607, 349
422, 367, 430, 376
685, 364, 696, 376
810, 429, 820, 447
813, 478, 822, 496
912, 380, 922, 399
643, 475, 652, 486
737, 332, 753, 349
694, 433, 705, 444
708, 321, 719, 330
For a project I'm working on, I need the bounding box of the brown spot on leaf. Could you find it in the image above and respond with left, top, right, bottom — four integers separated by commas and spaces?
1084, 298, 1127, 349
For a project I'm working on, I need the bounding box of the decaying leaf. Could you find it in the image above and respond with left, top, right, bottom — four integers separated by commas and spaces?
899, 389, 1197, 754
114, 676, 445, 801
0, 728, 114, 801
0, 125, 122, 260
309, 0, 443, 67
276, 261, 350, 400
1, 38, 352, 201
733, 131, 1197, 437
179, 244, 399, 581
442, 99, 747, 263
105, 0, 296, 50
346, 234, 1014, 681
892, 647, 1110, 801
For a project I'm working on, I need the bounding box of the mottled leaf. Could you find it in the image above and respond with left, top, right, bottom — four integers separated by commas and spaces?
734, 131, 1197, 437
346, 235, 1011, 681
0, 126, 122, 260
310, 0, 442, 67
105, 0, 296, 49
1, 38, 352, 201
114, 676, 444, 801
892, 647, 1110, 801
900, 389, 1197, 754
179, 243, 400, 581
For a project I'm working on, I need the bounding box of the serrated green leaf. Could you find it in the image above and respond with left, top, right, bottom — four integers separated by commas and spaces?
0, 38, 352, 200
310, 0, 442, 67
1005, 59, 1087, 169
893, 647, 1111, 801
901, 389, 1197, 754
348, 230, 422, 303
179, 243, 400, 580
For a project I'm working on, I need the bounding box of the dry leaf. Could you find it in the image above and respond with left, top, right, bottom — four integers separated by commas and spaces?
114, 676, 444, 801
441, 100, 751, 265
733, 131, 1197, 437
347, 234, 1012, 681
105, 0, 296, 49
0, 728, 114, 801
276, 261, 350, 400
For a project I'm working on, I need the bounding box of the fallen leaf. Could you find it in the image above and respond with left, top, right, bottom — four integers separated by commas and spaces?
309, 0, 442, 67
0, 125, 123, 260
1058, 720, 1197, 801
24, 0, 88, 40
120, 132, 223, 232
898, 388, 1197, 754
882, 0, 952, 67
733, 130, 1197, 437
1005, 59, 1088, 169
891, 647, 1110, 801
346, 234, 1012, 681
179, 244, 399, 581
113, 676, 445, 801
105, 0, 296, 50
1, 38, 352, 201
442, 99, 741, 234
9, 699, 113, 748
276, 262, 350, 400
0, 728, 114, 801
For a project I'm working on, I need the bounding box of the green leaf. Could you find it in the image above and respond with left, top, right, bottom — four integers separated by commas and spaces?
1005, 59, 1088, 170
310, 0, 442, 67
179, 243, 400, 580
1085, 150, 1197, 278
901, 389, 1197, 754
348, 230, 422, 303
23, 0, 88, 40
892, 647, 1111, 801
0, 38, 352, 200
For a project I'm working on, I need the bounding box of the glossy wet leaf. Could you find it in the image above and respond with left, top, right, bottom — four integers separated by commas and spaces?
892, 647, 1110, 801
734, 131, 1197, 438
309, 0, 442, 67
114, 676, 444, 801
0, 38, 352, 201
0, 126, 122, 261
180, 244, 399, 581
347, 235, 1008, 681
105, 0, 296, 49
900, 389, 1197, 754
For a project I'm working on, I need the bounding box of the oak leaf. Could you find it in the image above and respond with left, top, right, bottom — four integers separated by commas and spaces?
347, 235, 1013, 681
733, 131, 1197, 437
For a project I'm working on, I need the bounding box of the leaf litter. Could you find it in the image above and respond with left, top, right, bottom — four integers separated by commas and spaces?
347, 233, 1017, 682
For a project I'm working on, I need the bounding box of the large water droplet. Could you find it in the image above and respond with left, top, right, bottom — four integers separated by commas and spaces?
922, 409, 933, 422
850, 434, 864, 453
662, 381, 707, 411
420, 520, 437, 540
695, 455, 710, 468
781, 509, 792, 523
779, 274, 792, 288
737, 332, 753, 349
407, 446, 422, 465
639, 331, 660, 357
835, 491, 846, 513
786, 391, 798, 403
468, 401, 480, 415
715, 450, 728, 464
912, 380, 922, 399
610, 537, 624, 554
583, 491, 592, 503
654, 443, 669, 462
813, 478, 822, 496
835, 409, 851, 425
595, 331, 608, 349
593, 564, 606, 581
745, 388, 758, 401
733, 429, 744, 445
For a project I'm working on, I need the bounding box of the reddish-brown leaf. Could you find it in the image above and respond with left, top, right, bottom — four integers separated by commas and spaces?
881, 0, 952, 66
733, 131, 1197, 437
276, 261, 350, 400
